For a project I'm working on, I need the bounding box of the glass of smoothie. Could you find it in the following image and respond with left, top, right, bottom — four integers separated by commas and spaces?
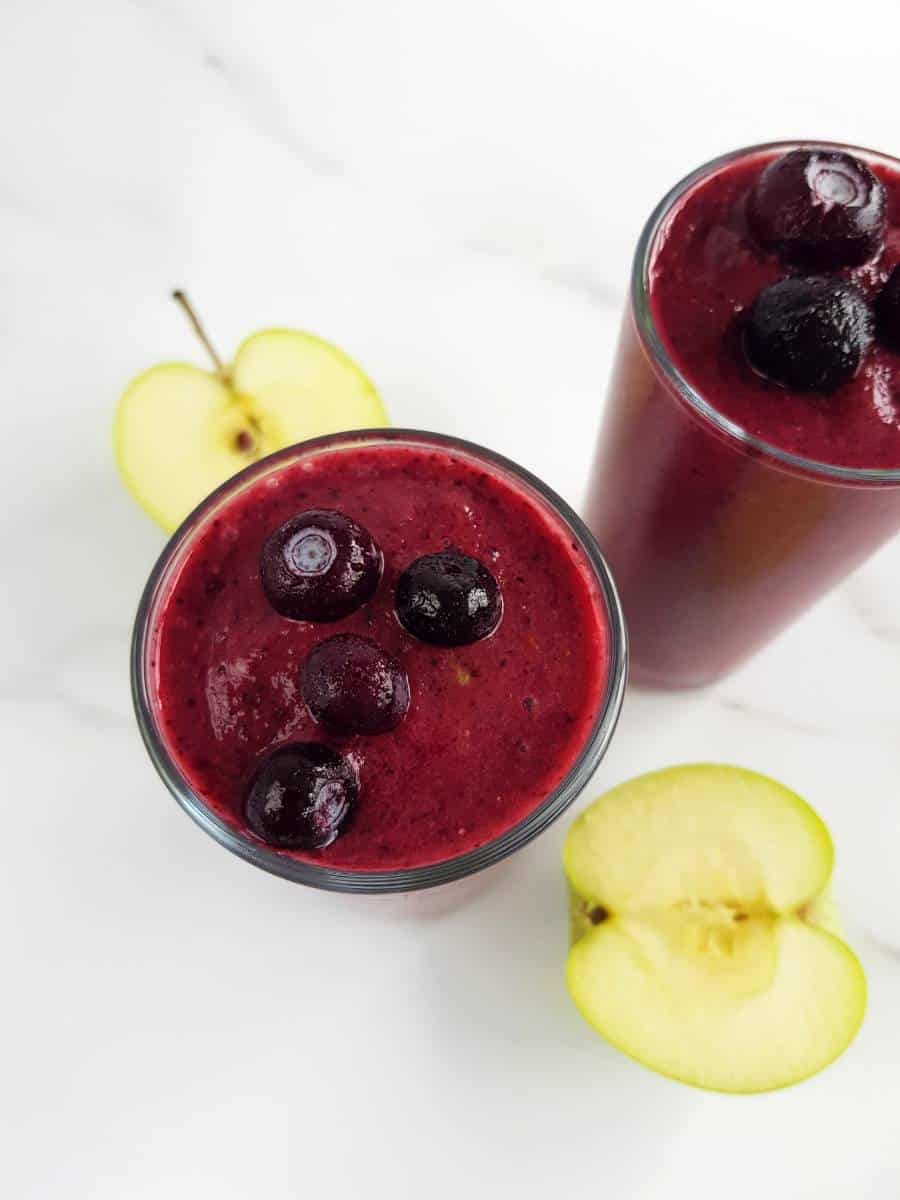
132, 429, 626, 892
586, 140, 900, 688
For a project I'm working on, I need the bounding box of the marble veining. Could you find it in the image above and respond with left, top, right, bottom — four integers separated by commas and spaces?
130, 0, 347, 178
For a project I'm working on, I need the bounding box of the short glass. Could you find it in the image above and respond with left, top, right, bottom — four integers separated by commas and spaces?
132, 429, 627, 893
585, 140, 900, 689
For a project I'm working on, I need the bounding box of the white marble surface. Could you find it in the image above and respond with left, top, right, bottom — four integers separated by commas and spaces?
4, 1, 900, 1195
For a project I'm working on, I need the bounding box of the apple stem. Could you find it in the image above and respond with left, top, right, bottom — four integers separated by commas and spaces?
171, 290, 231, 383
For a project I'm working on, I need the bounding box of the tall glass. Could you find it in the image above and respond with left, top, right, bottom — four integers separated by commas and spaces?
586, 141, 900, 689
132, 429, 627, 894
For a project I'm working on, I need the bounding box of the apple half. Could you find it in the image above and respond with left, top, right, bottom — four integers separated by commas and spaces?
114, 294, 387, 532
564, 765, 866, 1093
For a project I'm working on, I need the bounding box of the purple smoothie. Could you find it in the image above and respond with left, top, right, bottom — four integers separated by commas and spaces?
586, 141, 900, 687
148, 436, 612, 871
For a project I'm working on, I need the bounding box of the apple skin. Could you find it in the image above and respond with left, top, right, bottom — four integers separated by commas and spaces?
115, 326, 387, 533
564, 764, 867, 1094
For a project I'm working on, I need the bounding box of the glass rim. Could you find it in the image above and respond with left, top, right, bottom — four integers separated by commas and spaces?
131, 428, 628, 894
632, 138, 900, 486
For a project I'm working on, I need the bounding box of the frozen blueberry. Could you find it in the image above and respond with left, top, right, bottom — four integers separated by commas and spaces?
302, 634, 410, 735
876, 265, 900, 353
747, 149, 886, 269
244, 743, 358, 849
744, 276, 873, 394
396, 551, 502, 646
260, 509, 382, 622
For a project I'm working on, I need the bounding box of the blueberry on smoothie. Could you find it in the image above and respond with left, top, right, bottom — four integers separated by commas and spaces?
260, 509, 382, 622
876, 265, 900, 353
244, 743, 358, 849
747, 149, 886, 269
396, 551, 502, 646
302, 634, 410, 735
744, 276, 874, 393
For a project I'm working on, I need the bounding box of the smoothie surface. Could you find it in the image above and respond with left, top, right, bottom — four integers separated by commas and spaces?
151, 440, 610, 870
649, 148, 900, 469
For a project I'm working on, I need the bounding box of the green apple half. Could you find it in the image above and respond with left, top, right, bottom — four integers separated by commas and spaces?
114, 292, 387, 532
564, 765, 866, 1093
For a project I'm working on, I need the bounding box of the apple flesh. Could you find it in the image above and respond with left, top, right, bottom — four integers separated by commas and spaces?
114, 300, 387, 532
564, 765, 866, 1093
